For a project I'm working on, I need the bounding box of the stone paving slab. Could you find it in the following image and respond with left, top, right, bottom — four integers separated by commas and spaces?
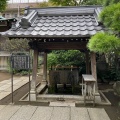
9, 105, 37, 120
71, 107, 90, 120
6, 80, 21, 85
50, 107, 70, 120
0, 85, 10, 90
0, 83, 7, 87
0, 105, 6, 111
0, 77, 29, 100
15, 81, 28, 86
0, 105, 111, 120
0, 80, 11, 83
0, 105, 21, 120
30, 106, 53, 120
88, 108, 110, 120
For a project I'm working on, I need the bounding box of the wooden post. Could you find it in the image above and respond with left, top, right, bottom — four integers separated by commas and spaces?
85, 51, 90, 74
90, 52, 98, 92
30, 49, 38, 101
42, 52, 47, 83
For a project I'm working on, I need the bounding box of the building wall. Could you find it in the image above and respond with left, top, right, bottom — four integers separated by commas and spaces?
0, 51, 10, 70
2, 3, 38, 18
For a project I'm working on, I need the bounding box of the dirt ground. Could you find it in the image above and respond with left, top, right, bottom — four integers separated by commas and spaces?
97, 83, 120, 120
0, 71, 120, 120
0, 72, 11, 82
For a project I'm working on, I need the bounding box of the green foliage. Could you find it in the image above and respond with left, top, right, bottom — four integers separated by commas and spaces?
49, 0, 80, 6
1, 38, 29, 52
48, 86, 56, 94
47, 50, 85, 68
37, 1, 53, 7
82, 0, 103, 5
103, 0, 120, 6
0, 0, 7, 12
49, 0, 104, 6
38, 56, 43, 68
100, 3, 120, 33
47, 52, 58, 68
87, 32, 120, 53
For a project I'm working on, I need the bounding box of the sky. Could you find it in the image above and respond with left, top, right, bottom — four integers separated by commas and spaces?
8, 0, 47, 3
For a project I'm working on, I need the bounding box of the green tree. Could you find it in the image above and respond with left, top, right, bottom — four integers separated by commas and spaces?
87, 32, 120, 54
49, 0, 79, 6
47, 50, 85, 68
103, 0, 120, 6
0, 0, 7, 12
87, 3, 120, 80
1, 38, 29, 52
82, 0, 103, 5
88, 3, 120, 54
100, 3, 120, 34
37, 1, 53, 7
49, 0, 103, 6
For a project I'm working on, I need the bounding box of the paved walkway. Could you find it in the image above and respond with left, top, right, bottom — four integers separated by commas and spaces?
0, 75, 111, 120
0, 77, 29, 100
0, 105, 110, 120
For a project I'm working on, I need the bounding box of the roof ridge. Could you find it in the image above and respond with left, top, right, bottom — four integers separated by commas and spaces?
19, 10, 37, 29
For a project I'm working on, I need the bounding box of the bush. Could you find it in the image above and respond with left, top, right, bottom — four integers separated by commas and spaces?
47, 50, 85, 69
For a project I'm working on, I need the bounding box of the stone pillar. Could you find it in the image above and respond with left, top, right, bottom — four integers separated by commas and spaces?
42, 52, 47, 83
30, 49, 38, 101
90, 52, 98, 92
85, 51, 90, 74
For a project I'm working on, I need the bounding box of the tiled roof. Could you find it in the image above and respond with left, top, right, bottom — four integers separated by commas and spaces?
2, 6, 103, 38
0, 16, 16, 22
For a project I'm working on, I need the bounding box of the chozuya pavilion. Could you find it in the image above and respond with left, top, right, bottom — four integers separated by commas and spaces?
2, 6, 103, 101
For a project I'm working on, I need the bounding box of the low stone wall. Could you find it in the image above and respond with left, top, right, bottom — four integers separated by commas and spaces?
113, 81, 120, 96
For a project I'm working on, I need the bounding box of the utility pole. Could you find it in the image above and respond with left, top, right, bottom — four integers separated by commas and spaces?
18, 5, 20, 17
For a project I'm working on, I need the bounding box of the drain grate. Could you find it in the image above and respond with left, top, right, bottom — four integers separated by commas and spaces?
57, 97, 65, 101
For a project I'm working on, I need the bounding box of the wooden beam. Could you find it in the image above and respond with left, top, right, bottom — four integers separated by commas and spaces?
37, 42, 87, 50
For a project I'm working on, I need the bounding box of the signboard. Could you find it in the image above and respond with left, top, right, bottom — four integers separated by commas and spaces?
10, 53, 31, 103
11, 55, 30, 70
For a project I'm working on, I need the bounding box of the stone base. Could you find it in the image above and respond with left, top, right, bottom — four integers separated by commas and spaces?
30, 90, 36, 101
95, 92, 101, 103
41, 80, 47, 84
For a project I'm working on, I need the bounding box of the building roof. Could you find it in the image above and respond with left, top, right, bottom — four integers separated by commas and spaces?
0, 16, 17, 32
0, 16, 16, 22
2, 6, 103, 38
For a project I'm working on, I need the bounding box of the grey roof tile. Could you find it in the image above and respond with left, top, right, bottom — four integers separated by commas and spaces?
34, 26, 41, 31
16, 31, 22, 35
72, 26, 79, 31
31, 31, 38, 35
24, 31, 31, 35
87, 26, 95, 30
37, 23, 43, 27
27, 27, 34, 31
88, 30, 97, 35
2, 6, 103, 38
